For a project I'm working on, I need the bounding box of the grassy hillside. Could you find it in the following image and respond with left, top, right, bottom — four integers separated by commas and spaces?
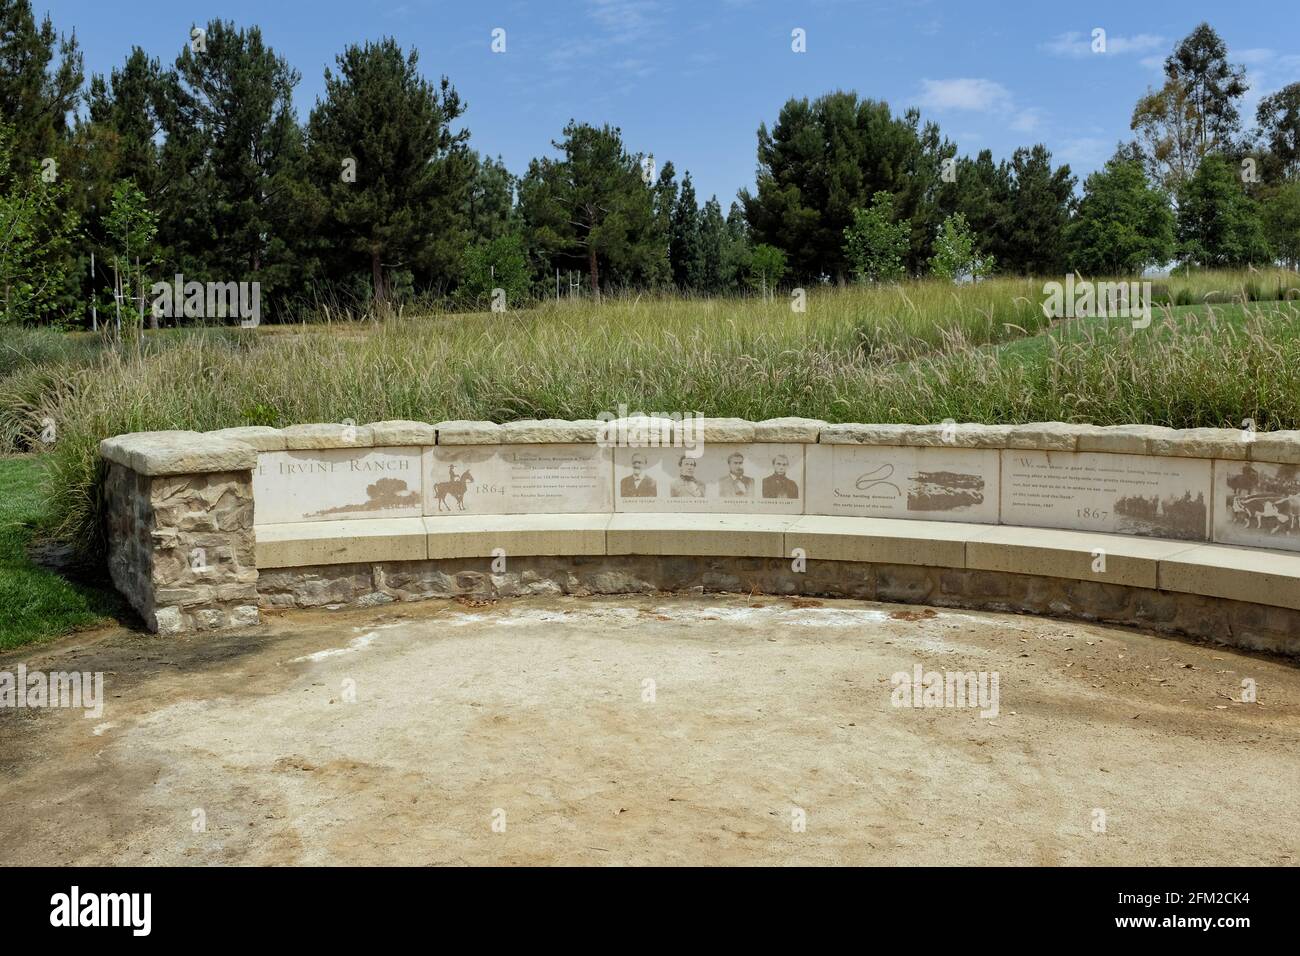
0, 271, 1297, 568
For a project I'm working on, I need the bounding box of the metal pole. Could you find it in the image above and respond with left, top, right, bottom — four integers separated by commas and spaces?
91, 251, 97, 332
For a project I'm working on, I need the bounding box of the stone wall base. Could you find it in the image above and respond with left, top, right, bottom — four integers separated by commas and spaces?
256, 555, 1300, 658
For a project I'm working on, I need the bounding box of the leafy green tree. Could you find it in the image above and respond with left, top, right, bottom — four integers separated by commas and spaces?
669, 171, 702, 289
1176, 155, 1272, 267
1261, 181, 1300, 269
719, 202, 752, 292
740, 92, 951, 280
930, 213, 993, 282
458, 234, 531, 308
1067, 154, 1175, 274
518, 121, 665, 296
306, 38, 472, 303
748, 243, 787, 295
1255, 83, 1300, 182
1131, 23, 1247, 192
103, 180, 159, 334
0, 125, 79, 325
843, 191, 910, 282
934, 144, 1072, 275
937, 150, 1011, 264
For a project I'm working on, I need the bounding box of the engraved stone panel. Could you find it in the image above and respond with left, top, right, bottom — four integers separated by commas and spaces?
1213, 459, 1300, 552
424, 444, 612, 515
805, 444, 999, 523
613, 443, 805, 514
1001, 450, 1210, 540
254, 446, 424, 525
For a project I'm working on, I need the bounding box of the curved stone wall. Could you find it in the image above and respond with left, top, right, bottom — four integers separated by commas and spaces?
98, 418, 1300, 653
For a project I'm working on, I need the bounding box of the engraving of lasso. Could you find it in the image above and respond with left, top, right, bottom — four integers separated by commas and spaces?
854, 463, 901, 496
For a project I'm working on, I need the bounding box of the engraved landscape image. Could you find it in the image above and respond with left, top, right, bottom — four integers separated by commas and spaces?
307, 477, 422, 517
907, 469, 985, 512
1113, 490, 1208, 540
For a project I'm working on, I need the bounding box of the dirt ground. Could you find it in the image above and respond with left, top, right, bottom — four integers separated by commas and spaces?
1, 593, 1298, 866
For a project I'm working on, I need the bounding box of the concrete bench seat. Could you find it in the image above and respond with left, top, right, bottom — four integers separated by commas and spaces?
256, 518, 428, 569
607, 513, 797, 557
426, 513, 609, 559
964, 525, 1201, 589
257, 512, 1300, 617
1159, 543, 1300, 611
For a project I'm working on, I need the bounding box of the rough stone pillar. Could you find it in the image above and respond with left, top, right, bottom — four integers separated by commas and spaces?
101, 431, 260, 634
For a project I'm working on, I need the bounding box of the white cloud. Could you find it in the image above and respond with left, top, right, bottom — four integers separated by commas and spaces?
1058, 137, 1109, 167
1042, 30, 1165, 59
1009, 108, 1045, 133
588, 0, 659, 44
917, 78, 1012, 112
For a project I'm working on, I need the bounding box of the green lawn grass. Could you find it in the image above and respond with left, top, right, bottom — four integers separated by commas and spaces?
0, 456, 124, 649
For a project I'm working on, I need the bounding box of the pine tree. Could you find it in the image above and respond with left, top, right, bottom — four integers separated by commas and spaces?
465, 153, 518, 245
698, 196, 727, 293
517, 121, 664, 296
1001, 145, 1075, 275
170, 20, 304, 301
740, 92, 946, 281
669, 172, 702, 290
306, 38, 473, 303
0, 0, 83, 174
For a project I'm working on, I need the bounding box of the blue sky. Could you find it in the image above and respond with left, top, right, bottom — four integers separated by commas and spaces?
45, 0, 1300, 203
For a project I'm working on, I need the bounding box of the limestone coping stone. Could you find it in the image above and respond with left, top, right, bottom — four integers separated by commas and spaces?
280, 423, 375, 450
208, 426, 287, 451
367, 420, 438, 446
818, 422, 1012, 448
501, 418, 604, 443
753, 417, 828, 443
1074, 424, 1178, 455
1248, 430, 1300, 464
965, 526, 1200, 590
1147, 427, 1249, 461
100, 430, 257, 476
695, 417, 757, 443
596, 415, 684, 447
786, 515, 968, 567
1004, 422, 1081, 451
255, 518, 427, 569
426, 513, 609, 558
106, 418, 1300, 467
435, 420, 504, 444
